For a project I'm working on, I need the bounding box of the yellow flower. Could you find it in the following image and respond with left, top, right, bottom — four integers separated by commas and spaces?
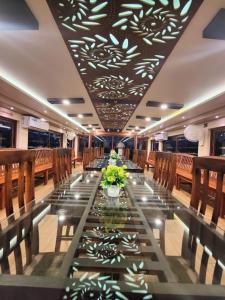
108, 176, 115, 183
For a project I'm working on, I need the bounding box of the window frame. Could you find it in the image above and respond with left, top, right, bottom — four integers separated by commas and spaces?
0, 115, 17, 148
210, 126, 225, 156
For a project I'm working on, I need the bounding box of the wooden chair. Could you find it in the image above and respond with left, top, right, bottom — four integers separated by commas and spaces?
153, 152, 177, 192
190, 156, 225, 224
82, 147, 92, 170
0, 150, 35, 218
146, 151, 156, 170
175, 153, 194, 190
52, 148, 74, 251
124, 148, 130, 160
53, 148, 72, 187
137, 150, 147, 169
133, 149, 138, 163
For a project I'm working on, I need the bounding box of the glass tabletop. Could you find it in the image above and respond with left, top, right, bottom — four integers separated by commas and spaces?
86, 157, 144, 173
0, 172, 224, 299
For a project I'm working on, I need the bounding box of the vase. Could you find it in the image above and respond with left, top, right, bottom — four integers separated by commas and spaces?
109, 159, 117, 165
107, 185, 120, 198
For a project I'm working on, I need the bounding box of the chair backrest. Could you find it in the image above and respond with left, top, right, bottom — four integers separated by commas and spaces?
176, 153, 193, 174
190, 156, 225, 224
53, 148, 72, 187
83, 147, 91, 170
124, 148, 130, 160
137, 150, 147, 169
147, 151, 157, 166
133, 149, 138, 163
0, 150, 35, 217
153, 152, 177, 192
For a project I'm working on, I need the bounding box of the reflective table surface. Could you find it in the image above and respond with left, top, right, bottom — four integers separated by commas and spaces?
85, 157, 144, 173
0, 172, 224, 299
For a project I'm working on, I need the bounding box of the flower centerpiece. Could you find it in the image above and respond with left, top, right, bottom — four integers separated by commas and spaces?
109, 150, 120, 165
101, 165, 128, 197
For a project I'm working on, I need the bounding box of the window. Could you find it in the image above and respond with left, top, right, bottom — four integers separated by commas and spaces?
0, 116, 16, 148
211, 126, 225, 156
92, 136, 103, 148
78, 135, 88, 154
164, 135, 198, 155
138, 138, 148, 150
49, 131, 62, 148
28, 129, 62, 149
151, 140, 159, 151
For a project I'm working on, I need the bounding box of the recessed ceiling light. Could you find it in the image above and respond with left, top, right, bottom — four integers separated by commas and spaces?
62, 99, 70, 105
107, 129, 110, 132
78, 114, 83, 119
183, 125, 186, 128
160, 104, 168, 110
215, 115, 219, 119
131, 129, 134, 133
135, 126, 139, 130
41, 118, 46, 122
117, 129, 120, 132
10, 106, 14, 110
145, 117, 151, 121
88, 124, 92, 128
182, 116, 185, 119
44, 110, 47, 114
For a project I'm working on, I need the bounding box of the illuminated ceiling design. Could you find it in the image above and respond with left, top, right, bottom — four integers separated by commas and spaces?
47, 0, 203, 131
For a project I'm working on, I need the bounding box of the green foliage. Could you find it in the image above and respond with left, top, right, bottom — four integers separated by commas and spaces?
101, 165, 128, 188
109, 150, 120, 160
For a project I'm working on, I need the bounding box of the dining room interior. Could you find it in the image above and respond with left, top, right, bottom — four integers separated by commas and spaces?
0, 0, 225, 299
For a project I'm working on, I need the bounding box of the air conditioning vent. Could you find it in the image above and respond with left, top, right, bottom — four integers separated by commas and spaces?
22, 116, 49, 131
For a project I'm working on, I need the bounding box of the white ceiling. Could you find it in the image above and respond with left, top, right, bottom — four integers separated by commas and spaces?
0, 0, 225, 136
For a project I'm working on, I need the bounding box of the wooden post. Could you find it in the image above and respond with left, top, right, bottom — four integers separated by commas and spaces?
88, 134, 92, 148
134, 135, 138, 150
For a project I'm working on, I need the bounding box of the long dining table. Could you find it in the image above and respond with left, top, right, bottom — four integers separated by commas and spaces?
0, 171, 224, 300
85, 157, 144, 173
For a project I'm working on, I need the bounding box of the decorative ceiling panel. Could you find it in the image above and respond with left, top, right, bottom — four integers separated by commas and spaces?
47, 0, 203, 131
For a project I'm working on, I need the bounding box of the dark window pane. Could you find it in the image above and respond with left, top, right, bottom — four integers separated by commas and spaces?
212, 128, 225, 156
165, 135, 198, 154
92, 136, 103, 148
28, 129, 49, 149
0, 117, 15, 148
50, 131, 62, 148
165, 137, 176, 152
79, 135, 88, 153
152, 140, 159, 151
177, 136, 198, 154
